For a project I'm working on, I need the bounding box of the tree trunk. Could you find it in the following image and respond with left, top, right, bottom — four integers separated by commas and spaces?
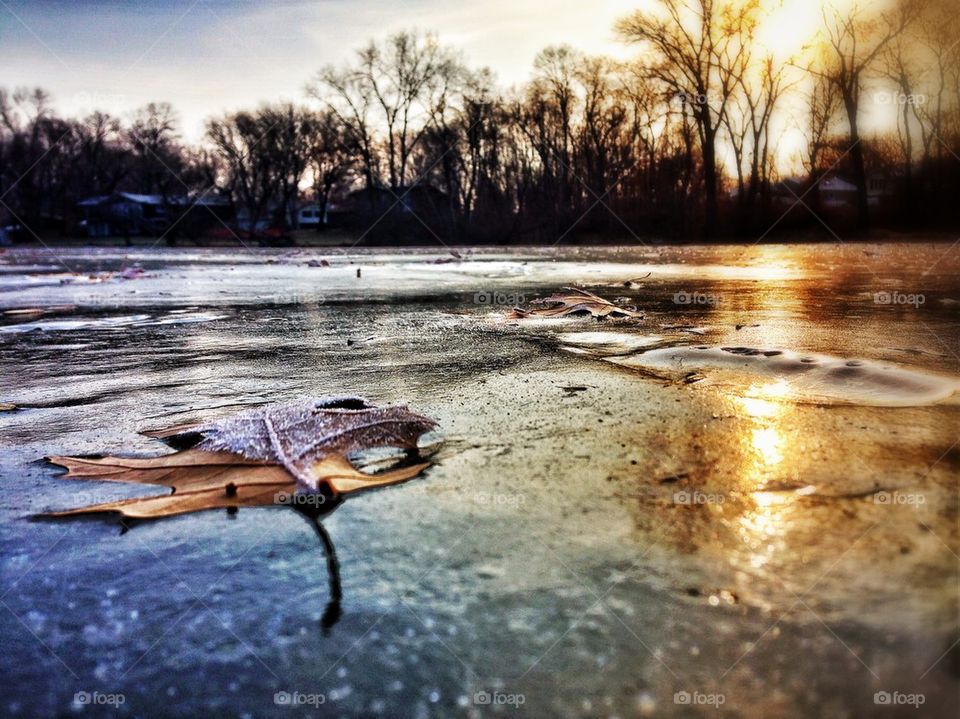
843, 92, 869, 231
316, 183, 330, 233
702, 137, 719, 237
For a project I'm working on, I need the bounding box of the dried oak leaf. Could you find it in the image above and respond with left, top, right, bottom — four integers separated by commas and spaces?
508, 288, 643, 320
45, 397, 438, 519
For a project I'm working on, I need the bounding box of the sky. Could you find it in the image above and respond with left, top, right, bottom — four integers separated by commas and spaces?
1, 0, 648, 140
1, 0, 878, 163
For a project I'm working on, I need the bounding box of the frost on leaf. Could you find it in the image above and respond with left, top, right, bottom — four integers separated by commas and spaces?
44, 397, 439, 519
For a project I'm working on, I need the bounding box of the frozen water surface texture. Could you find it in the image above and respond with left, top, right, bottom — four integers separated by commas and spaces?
1, 243, 958, 718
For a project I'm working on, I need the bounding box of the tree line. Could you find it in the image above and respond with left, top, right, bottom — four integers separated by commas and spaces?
1, 0, 958, 243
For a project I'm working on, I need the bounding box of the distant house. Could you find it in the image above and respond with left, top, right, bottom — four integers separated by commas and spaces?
337, 185, 450, 224
812, 173, 899, 209
866, 172, 899, 207
818, 176, 859, 208
297, 203, 324, 228
77, 193, 167, 237
77, 192, 230, 237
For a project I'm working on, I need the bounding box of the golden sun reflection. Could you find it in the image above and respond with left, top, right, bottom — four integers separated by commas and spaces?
716, 255, 822, 578
738, 381, 792, 469
730, 381, 803, 570
735, 383, 793, 479
751, 427, 783, 467
737, 265, 796, 283
750, 379, 791, 400
745, 244, 805, 283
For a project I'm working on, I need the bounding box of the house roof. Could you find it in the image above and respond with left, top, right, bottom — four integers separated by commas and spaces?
77, 192, 163, 207
820, 176, 857, 193
117, 192, 163, 205
77, 192, 230, 208
76, 195, 112, 207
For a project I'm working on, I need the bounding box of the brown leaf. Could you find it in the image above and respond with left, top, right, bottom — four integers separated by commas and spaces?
160, 396, 437, 490
45, 461, 294, 519
43, 453, 432, 519
47, 449, 268, 486
508, 288, 643, 319
310, 454, 432, 494
43, 398, 439, 520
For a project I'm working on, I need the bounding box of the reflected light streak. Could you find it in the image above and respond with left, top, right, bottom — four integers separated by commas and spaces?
732, 381, 800, 569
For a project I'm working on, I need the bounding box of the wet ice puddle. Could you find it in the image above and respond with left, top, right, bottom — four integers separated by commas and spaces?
559, 332, 959, 407
0, 310, 229, 334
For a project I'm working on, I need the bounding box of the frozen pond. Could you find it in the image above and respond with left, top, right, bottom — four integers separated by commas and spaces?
1, 242, 958, 717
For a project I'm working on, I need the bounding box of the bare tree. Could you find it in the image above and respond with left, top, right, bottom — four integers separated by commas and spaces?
804, 70, 842, 179
912, 3, 960, 182
77, 111, 128, 195
721, 27, 792, 232
575, 56, 631, 219
619, 61, 694, 228
310, 30, 459, 199
516, 45, 583, 231
617, 0, 762, 234
0, 87, 72, 231
308, 61, 379, 199
207, 104, 313, 234
263, 104, 314, 229
305, 108, 355, 230
418, 67, 502, 228
126, 102, 182, 197
880, 28, 927, 201
811, 0, 918, 229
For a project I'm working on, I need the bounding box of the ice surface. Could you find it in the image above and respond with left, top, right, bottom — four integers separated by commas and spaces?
1, 243, 958, 718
